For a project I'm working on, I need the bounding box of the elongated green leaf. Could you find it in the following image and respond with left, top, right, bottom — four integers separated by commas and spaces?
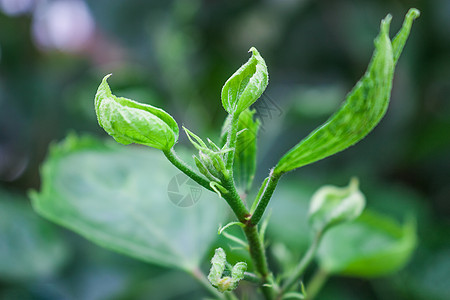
308, 178, 365, 234
30, 134, 226, 271
233, 109, 260, 194
221, 47, 268, 116
0, 191, 69, 280
275, 10, 419, 174
317, 210, 417, 277
95, 74, 179, 151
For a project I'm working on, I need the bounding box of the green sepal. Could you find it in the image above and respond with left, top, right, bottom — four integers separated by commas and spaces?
308, 178, 365, 234
95, 74, 179, 150
184, 126, 231, 181
275, 10, 419, 174
221, 47, 268, 116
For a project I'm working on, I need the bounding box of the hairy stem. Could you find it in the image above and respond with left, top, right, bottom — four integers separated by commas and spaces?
243, 224, 274, 300
221, 178, 250, 223
278, 232, 322, 297
225, 114, 240, 170
250, 169, 282, 225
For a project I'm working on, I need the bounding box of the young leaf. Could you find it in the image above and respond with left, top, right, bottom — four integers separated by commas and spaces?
275, 10, 419, 174
31, 134, 227, 271
221, 47, 268, 116
233, 108, 260, 194
317, 210, 417, 277
308, 178, 365, 234
95, 74, 179, 151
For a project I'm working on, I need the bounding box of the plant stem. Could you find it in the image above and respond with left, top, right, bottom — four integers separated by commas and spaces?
278, 232, 322, 297
225, 114, 240, 170
190, 267, 226, 300
305, 268, 328, 300
250, 169, 281, 225
243, 224, 273, 300
221, 177, 250, 223
163, 148, 213, 192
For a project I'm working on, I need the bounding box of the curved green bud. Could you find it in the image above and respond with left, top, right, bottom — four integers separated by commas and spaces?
308, 178, 365, 234
221, 47, 268, 116
207, 248, 247, 293
208, 247, 226, 286
95, 74, 179, 150
231, 261, 247, 288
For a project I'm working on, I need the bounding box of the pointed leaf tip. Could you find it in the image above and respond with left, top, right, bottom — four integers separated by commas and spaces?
221, 47, 268, 116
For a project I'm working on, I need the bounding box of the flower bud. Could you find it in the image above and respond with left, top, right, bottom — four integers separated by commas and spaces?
308, 178, 365, 234
95, 74, 179, 151
221, 47, 268, 116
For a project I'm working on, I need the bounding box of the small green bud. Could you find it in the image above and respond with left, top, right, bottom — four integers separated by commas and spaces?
184, 127, 230, 181
208, 248, 226, 286
308, 178, 365, 234
230, 261, 247, 288
221, 47, 268, 116
208, 248, 247, 293
95, 74, 179, 150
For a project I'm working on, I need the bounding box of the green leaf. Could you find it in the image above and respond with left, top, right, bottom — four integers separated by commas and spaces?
221, 47, 268, 116
0, 190, 69, 280
317, 210, 417, 277
308, 178, 365, 234
30, 134, 226, 271
95, 74, 179, 151
275, 10, 419, 174
233, 108, 260, 194
392, 8, 420, 65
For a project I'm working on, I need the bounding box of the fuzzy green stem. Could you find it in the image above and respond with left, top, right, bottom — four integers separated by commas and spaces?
279, 233, 322, 297
221, 177, 250, 223
243, 224, 273, 300
250, 169, 281, 225
163, 148, 213, 192
305, 268, 328, 300
225, 114, 240, 170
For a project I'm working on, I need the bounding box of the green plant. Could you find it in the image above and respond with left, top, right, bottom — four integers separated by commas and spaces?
31, 8, 419, 300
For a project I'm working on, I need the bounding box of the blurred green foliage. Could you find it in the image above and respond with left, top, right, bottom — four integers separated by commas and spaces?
1, 0, 449, 299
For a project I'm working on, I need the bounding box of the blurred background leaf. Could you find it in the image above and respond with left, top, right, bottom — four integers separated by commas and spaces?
31, 134, 227, 271
317, 210, 417, 277
0, 190, 69, 281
